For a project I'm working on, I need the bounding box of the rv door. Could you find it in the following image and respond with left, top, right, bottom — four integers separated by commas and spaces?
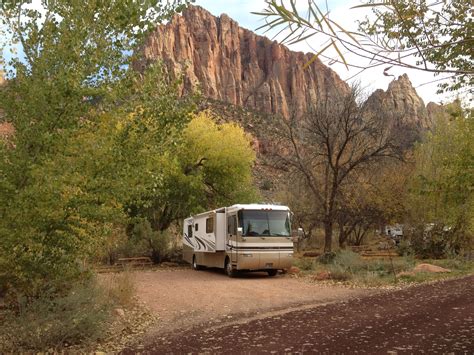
227, 214, 238, 263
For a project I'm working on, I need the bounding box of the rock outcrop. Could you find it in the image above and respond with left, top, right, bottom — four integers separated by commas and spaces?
365, 74, 430, 129
365, 74, 434, 147
139, 5, 349, 117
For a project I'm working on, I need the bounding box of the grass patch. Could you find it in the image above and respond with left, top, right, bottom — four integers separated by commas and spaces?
0, 271, 137, 352
292, 256, 316, 272
293, 249, 473, 287
102, 269, 136, 306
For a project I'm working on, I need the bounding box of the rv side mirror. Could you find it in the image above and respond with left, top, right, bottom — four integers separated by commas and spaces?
237, 227, 243, 236
297, 228, 303, 238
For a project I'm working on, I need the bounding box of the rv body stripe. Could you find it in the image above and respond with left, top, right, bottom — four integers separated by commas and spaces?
194, 236, 207, 250
228, 241, 293, 248
225, 244, 293, 251
183, 233, 194, 248
231, 245, 293, 250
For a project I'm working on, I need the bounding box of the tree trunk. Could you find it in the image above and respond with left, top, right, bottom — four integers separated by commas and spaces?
324, 218, 333, 253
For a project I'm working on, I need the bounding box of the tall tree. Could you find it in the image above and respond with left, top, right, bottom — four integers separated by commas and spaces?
0, 1, 192, 297
267, 85, 401, 253
407, 101, 473, 254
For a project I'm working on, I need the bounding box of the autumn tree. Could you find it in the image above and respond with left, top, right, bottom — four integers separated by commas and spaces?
336, 161, 411, 247
406, 101, 473, 257
0, 1, 192, 298
127, 111, 259, 261
267, 85, 401, 253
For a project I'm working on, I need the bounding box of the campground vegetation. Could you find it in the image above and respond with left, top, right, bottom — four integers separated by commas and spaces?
0, 0, 256, 350
0, 0, 472, 352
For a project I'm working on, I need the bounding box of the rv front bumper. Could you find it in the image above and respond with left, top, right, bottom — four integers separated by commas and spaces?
236, 251, 293, 270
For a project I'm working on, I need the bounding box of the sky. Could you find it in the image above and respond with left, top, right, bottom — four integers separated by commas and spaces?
195, 0, 458, 105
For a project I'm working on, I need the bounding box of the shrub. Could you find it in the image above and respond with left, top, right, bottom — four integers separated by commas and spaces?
1, 280, 112, 351
103, 270, 136, 307
293, 257, 315, 271
132, 220, 170, 263
332, 250, 365, 272
396, 239, 414, 256
406, 223, 470, 259
317, 252, 337, 264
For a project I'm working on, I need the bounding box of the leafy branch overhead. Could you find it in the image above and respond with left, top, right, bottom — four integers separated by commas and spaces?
253, 0, 473, 94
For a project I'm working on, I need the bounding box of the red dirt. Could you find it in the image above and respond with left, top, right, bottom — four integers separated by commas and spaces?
126, 275, 474, 353
131, 268, 372, 335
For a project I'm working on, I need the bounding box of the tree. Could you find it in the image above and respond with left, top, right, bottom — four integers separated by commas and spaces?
0, 1, 191, 298
335, 161, 410, 247
267, 85, 401, 253
254, 0, 473, 94
407, 101, 473, 256
127, 110, 259, 262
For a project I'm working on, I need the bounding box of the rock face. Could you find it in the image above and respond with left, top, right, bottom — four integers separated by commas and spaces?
366, 74, 430, 129
139, 5, 349, 117
365, 74, 434, 147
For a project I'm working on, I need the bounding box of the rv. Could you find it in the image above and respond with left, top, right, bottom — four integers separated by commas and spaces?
183, 204, 299, 277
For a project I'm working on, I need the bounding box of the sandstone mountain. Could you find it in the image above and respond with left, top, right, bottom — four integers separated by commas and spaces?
139, 5, 349, 118
365, 74, 431, 129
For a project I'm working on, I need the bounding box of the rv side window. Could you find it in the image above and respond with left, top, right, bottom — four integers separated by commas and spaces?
187, 225, 193, 238
195, 223, 198, 231
227, 215, 237, 234
206, 217, 214, 233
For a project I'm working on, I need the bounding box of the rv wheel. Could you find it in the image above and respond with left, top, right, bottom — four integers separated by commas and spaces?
192, 255, 203, 270
267, 269, 278, 277
225, 258, 236, 278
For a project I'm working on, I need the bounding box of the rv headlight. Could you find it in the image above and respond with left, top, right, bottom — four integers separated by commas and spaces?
242, 253, 253, 257
288, 253, 293, 257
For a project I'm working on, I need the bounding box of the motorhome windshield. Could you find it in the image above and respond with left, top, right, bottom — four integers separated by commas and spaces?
238, 210, 290, 237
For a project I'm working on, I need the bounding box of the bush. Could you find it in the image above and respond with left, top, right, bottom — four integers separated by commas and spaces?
293, 257, 315, 271
317, 251, 337, 264
323, 250, 414, 283
326, 250, 364, 280
1, 280, 112, 352
396, 239, 414, 256
131, 219, 170, 263
103, 270, 136, 307
406, 223, 470, 259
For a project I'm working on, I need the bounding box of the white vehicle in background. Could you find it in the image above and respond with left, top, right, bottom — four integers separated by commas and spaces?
183, 204, 300, 277
385, 224, 403, 238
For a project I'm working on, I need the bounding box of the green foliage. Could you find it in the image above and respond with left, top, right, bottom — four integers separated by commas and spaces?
0, 280, 112, 351
254, 0, 472, 94
0, 62, 195, 297
129, 110, 259, 234
396, 239, 414, 257
407, 104, 473, 256
0, 0, 192, 299
320, 250, 414, 283
292, 257, 315, 271
131, 219, 170, 263
317, 252, 337, 264
359, 0, 473, 93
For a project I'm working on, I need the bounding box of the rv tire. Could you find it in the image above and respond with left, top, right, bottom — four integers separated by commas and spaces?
225, 257, 237, 278
267, 269, 278, 277
192, 255, 203, 270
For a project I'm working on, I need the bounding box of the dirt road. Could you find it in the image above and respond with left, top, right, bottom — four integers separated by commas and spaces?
132, 268, 372, 334
129, 275, 474, 353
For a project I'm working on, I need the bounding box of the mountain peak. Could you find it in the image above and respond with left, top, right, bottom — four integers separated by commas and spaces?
138, 4, 350, 117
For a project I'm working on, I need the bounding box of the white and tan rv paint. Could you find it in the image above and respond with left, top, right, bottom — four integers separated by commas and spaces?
183, 204, 296, 277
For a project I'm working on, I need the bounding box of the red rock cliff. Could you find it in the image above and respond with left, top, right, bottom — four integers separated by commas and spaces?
139, 5, 350, 117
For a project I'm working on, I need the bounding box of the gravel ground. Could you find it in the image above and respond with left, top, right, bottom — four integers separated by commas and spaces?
126, 274, 474, 354
132, 267, 373, 336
